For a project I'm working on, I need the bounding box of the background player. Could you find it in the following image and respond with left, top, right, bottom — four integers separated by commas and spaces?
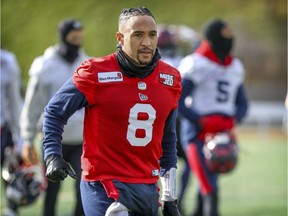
1, 48, 24, 216
20, 19, 88, 216
178, 18, 249, 216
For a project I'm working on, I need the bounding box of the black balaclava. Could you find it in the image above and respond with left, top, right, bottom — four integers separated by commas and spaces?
116, 44, 161, 78
57, 19, 83, 63
204, 19, 234, 63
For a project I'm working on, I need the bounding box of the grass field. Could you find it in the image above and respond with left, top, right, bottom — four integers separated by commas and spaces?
1, 128, 287, 216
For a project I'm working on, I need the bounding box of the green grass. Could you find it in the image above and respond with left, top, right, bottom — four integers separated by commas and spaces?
179, 128, 287, 216
1, 128, 287, 216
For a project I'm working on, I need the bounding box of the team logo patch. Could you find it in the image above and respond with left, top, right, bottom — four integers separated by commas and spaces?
98, 72, 123, 83
138, 82, 147, 90
159, 73, 174, 86
139, 93, 148, 101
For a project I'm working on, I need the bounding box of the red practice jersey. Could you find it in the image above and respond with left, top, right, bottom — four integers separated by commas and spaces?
73, 53, 181, 184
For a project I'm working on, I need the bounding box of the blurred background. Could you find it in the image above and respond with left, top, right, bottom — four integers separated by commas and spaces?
2, 0, 286, 101
1, 0, 287, 215
2, 0, 287, 127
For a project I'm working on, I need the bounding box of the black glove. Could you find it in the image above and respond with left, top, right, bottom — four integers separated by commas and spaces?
162, 200, 181, 216
45, 155, 77, 182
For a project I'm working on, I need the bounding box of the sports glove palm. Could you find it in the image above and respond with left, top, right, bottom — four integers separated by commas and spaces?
163, 200, 181, 216
45, 155, 76, 182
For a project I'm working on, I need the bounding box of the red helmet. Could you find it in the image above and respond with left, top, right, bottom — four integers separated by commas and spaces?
157, 28, 176, 49
203, 131, 238, 173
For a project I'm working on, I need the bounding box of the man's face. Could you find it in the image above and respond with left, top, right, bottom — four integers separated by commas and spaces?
117, 15, 158, 67
65, 29, 83, 46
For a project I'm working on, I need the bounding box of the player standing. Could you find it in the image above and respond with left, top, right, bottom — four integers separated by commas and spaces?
20, 19, 88, 216
41, 7, 181, 216
1, 48, 23, 216
178, 19, 249, 216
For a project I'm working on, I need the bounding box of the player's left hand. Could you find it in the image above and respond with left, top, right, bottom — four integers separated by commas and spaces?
162, 200, 181, 216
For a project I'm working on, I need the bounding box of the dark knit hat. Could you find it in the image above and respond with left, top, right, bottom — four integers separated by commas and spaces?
58, 19, 83, 42
204, 19, 226, 43
203, 18, 234, 62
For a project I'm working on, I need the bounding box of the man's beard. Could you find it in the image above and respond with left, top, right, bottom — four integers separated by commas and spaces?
136, 51, 154, 66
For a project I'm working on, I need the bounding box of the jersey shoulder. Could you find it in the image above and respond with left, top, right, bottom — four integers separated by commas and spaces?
231, 57, 245, 77
158, 60, 182, 88
29, 56, 45, 76
178, 53, 209, 83
179, 53, 245, 83
158, 60, 181, 78
74, 53, 118, 82
1, 49, 20, 75
29, 46, 59, 77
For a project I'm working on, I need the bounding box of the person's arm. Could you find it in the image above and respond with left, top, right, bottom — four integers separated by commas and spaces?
178, 79, 200, 125
7, 62, 23, 146
20, 74, 52, 165
159, 109, 181, 215
20, 76, 50, 146
159, 109, 178, 171
234, 84, 249, 124
42, 77, 88, 160
42, 78, 88, 182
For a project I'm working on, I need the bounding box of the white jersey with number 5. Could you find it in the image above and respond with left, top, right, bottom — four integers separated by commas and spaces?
178, 52, 245, 116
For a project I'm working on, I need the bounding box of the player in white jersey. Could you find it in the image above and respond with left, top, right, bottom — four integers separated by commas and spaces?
20, 19, 89, 216
0, 49, 23, 152
1, 48, 24, 216
178, 19, 249, 216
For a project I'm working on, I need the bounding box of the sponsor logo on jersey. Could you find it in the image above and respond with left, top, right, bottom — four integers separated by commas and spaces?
138, 93, 148, 101
98, 72, 123, 83
138, 82, 147, 90
152, 169, 159, 176
159, 73, 174, 86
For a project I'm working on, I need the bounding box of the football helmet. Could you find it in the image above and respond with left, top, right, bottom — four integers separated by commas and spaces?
203, 131, 238, 173
158, 27, 176, 48
157, 27, 177, 57
2, 147, 44, 206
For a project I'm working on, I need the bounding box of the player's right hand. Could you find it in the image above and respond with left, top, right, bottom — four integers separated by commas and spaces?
22, 145, 39, 166
45, 155, 77, 182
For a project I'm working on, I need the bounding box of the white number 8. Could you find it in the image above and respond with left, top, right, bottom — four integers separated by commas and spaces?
126, 103, 156, 146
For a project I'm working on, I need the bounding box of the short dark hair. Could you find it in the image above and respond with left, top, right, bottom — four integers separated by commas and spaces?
118, 7, 156, 26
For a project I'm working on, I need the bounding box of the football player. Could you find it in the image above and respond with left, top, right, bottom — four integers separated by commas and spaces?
20, 19, 88, 216
178, 19, 249, 216
1, 48, 24, 216
41, 7, 181, 216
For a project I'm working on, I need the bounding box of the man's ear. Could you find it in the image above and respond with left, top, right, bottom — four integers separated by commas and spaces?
116, 32, 124, 46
